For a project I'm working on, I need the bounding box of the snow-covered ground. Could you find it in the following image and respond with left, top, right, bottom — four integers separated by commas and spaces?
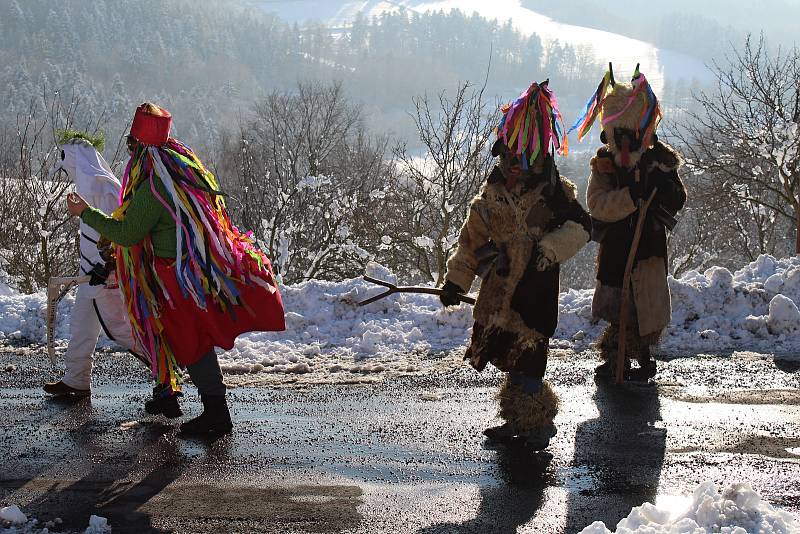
580, 482, 800, 534
250, 0, 713, 94
1, 256, 799, 379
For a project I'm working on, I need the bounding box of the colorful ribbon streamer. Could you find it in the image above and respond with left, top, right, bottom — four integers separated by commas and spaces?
113, 139, 278, 392
497, 80, 568, 168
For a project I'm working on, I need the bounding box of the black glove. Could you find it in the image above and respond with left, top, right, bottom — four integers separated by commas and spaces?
627, 179, 644, 202
88, 263, 110, 286
439, 281, 465, 308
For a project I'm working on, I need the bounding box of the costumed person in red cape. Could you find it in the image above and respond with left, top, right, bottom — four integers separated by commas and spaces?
569, 64, 686, 382
44, 132, 146, 397
440, 81, 591, 450
66, 103, 286, 435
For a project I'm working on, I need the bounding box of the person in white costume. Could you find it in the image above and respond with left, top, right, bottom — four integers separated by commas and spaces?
43, 135, 145, 397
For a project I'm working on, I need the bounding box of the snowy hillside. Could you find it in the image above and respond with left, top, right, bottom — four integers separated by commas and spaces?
248, 0, 712, 94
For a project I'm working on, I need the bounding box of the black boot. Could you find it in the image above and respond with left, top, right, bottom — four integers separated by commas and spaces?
520, 423, 557, 451
595, 359, 630, 381
144, 385, 183, 419
43, 380, 91, 398
179, 394, 233, 436
484, 422, 517, 443
627, 358, 657, 382
623, 343, 657, 382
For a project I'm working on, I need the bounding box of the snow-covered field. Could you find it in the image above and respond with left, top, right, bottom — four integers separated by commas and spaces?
1, 256, 799, 379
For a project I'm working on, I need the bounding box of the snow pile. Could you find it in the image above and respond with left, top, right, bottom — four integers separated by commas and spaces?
0, 279, 14, 298
1, 256, 799, 375
219, 263, 474, 374
554, 287, 598, 350
0, 506, 27, 525
0, 291, 74, 344
662, 255, 800, 354
0, 505, 109, 534
580, 481, 800, 534
84, 515, 110, 534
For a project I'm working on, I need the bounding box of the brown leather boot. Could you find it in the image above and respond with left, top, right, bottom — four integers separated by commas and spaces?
43, 380, 90, 397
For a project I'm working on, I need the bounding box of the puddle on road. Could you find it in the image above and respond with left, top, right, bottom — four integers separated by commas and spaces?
661, 387, 800, 405
721, 435, 800, 459
224, 350, 464, 388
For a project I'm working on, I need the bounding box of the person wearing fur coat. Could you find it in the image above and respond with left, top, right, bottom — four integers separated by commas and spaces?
440, 81, 591, 450
571, 65, 686, 382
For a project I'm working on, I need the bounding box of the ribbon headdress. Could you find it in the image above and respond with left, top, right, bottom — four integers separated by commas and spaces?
568, 63, 662, 149
495, 79, 569, 168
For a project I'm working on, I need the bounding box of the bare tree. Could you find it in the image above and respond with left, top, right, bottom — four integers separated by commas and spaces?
220, 81, 392, 283
0, 89, 101, 292
391, 81, 498, 285
672, 34, 800, 256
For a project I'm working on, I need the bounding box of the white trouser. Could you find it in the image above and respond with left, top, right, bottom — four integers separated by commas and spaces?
61, 283, 139, 390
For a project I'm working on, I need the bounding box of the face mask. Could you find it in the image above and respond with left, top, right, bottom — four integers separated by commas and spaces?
613, 128, 642, 168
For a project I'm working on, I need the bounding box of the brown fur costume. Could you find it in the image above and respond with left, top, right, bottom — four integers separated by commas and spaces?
448, 165, 591, 373
586, 79, 687, 362
498, 377, 559, 433
446, 161, 590, 432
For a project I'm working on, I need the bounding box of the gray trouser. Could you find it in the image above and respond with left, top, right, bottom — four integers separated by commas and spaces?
185, 349, 226, 397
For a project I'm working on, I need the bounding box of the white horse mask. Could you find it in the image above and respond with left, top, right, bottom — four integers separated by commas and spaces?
50, 139, 121, 202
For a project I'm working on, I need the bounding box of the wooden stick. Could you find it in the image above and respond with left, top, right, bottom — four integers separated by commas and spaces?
357, 276, 476, 307
616, 188, 658, 384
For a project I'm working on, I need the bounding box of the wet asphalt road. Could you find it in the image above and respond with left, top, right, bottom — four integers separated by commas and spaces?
1, 344, 800, 533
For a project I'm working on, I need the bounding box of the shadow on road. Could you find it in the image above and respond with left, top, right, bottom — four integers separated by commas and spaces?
23, 420, 183, 533
416, 447, 552, 534
1, 384, 367, 533
775, 358, 800, 374
564, 379, 666, 533
0, 393, 97, 500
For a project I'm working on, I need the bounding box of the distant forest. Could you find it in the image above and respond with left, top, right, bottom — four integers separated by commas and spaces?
0, 0, 610, 150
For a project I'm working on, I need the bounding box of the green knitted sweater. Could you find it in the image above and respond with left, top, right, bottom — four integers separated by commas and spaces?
81, 179, 177, 258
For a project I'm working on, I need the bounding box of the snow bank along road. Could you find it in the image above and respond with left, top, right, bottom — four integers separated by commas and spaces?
3, 255, 800, 384
1, 346, 799, 533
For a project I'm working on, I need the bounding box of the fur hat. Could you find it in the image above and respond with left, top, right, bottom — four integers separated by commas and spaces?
601, 82, 651, 135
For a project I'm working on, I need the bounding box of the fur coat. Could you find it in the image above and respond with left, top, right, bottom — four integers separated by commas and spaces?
446, 165, 591, 374
587, 141, 687, 338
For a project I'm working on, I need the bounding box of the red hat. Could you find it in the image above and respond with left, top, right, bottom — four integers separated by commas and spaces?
130, 103, 172, 146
